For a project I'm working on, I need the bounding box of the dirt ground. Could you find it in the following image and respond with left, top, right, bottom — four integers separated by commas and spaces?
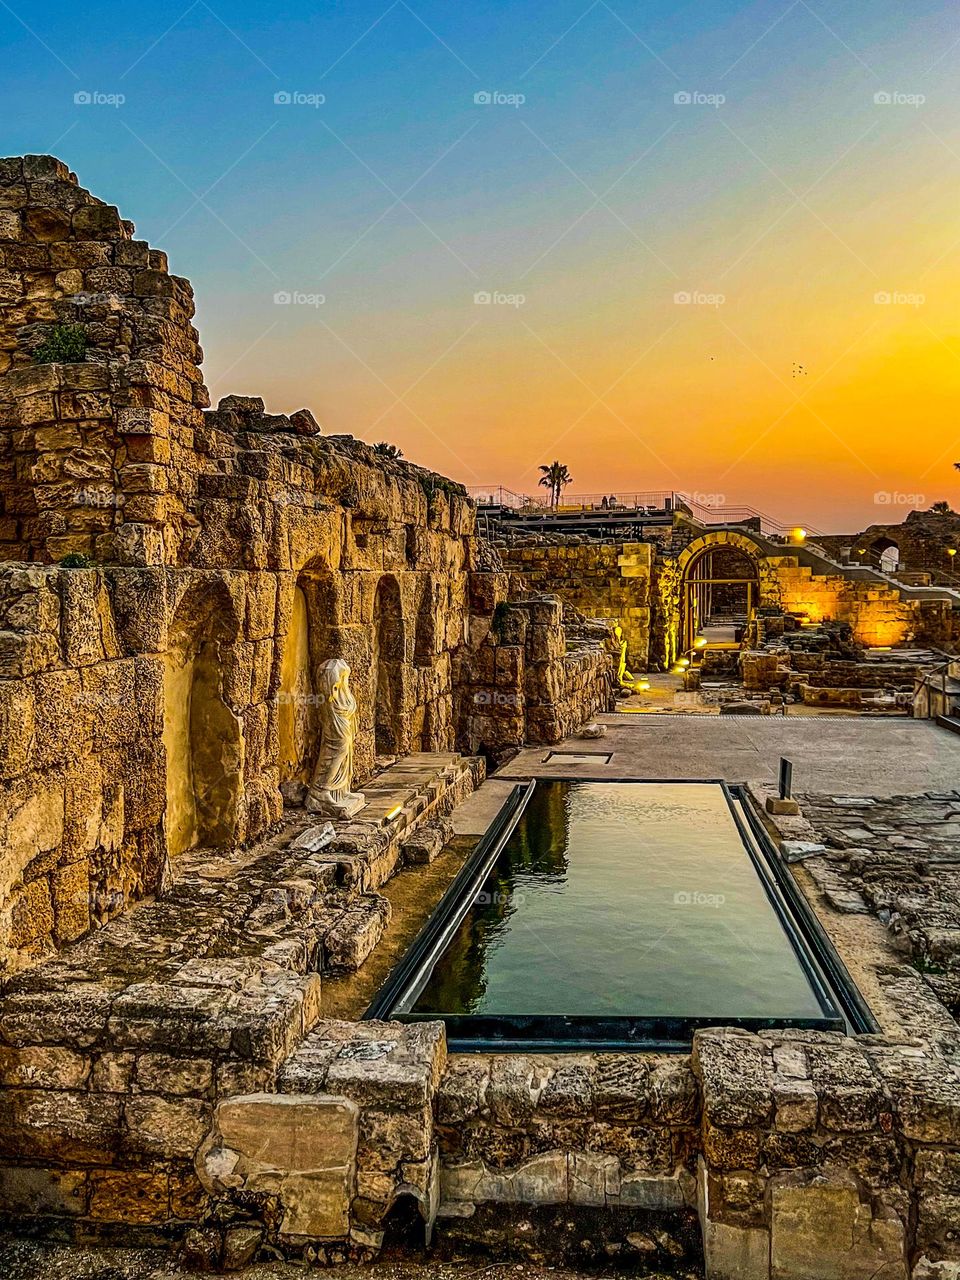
0, 1241, 700, 1280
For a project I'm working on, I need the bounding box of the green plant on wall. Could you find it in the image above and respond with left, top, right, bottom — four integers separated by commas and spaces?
59, 553, 94, 569
33, 323, 87, 364
419, 474, 465, 502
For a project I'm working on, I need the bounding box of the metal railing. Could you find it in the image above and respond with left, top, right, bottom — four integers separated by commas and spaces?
467, 484, 822, 538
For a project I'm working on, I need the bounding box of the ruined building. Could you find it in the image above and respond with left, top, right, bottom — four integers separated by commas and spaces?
4, 158, 960, 1280
0, 154, 611, 971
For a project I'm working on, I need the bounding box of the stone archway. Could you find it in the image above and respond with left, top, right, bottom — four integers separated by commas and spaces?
163, 581, 244, 858
868, 535, 901, 576
661, 531, 780, 665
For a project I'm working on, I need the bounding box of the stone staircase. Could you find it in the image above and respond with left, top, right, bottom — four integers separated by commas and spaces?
751, 529, 960, 606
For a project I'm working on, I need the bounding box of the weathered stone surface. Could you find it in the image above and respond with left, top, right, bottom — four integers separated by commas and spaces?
199, 1092, 358, 1239
0, 1165, 87, 1216
770, 1169, 907, 1279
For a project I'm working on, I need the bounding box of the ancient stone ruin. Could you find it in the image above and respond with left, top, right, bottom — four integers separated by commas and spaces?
0, 154, 612, 971
2, 157, 960, 1280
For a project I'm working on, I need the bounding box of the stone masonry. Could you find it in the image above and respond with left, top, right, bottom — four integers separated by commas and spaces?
0, 155, 612, 974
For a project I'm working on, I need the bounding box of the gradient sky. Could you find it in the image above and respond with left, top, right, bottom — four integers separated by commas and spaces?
2, 0, 959, 531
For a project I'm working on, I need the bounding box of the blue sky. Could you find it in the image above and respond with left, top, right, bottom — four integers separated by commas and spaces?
2, 1, 959, 526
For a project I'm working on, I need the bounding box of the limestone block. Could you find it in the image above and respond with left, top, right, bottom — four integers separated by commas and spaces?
703, 1218, 770, 1280
90, 1052, 137, 1093
359, 1104, 432, 1168
123, 1095, 211, 1161
324, 1023, 445, 1112
51, 859, 90, 943
322, 897, 390, 971
72, 203, 126, 239
112, 522, 165, 566
569, 1151, 619, 1205
88, 1169, 170, 1223
7, 878, 55, 947
2, 783, 64, 870
916, 1192, 960, 1260
806, 1040, 887, 1133
0, 1044, 88, 1090
772, 1076, 818, 1132
693, 1029, 773, 1128
868, 1044, 960, 1144
0, 1088, 123, 1164
437, 1056, 489, 1124
770, 1169, 907, 1280
136, 1053, 214, 1096
0, 987, 112, 1049
617, 1171, 686, 1210
0, 629, 59, 677
199, 1093, 359, 1240
0, 1165, 87, 1217
400, 817, 453, 865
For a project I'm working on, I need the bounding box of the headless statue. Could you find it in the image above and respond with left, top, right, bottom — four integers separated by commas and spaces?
305, 658, 366, 819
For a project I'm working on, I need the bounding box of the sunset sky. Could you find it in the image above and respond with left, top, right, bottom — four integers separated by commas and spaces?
3, 0, 960, 530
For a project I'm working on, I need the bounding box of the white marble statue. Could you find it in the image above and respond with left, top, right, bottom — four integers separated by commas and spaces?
305, 658, 366, 819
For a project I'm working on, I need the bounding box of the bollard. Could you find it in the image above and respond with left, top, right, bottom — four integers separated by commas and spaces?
779, 757, 793, 800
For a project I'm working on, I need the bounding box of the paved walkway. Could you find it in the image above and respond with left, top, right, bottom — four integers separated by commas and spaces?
497, 714, 960, 796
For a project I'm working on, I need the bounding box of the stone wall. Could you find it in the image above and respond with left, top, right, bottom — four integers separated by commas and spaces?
500, 526, 960, 666
457, 586, 614, 761
0, 449, 479, 972
0, 156, 612, 974
769, 554, 916, 647
497, 541, 652, 669
0, 154, 206, 567
436, 1052, 701, 1267
432, 1025, 960, 1279
819, 511, 960, 576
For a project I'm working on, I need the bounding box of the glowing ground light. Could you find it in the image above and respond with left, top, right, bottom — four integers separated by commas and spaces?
385, 804, 403, 820
790, 528, 806, 542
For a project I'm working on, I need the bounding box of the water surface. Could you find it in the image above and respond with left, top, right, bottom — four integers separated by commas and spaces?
409, 781, 824, 1020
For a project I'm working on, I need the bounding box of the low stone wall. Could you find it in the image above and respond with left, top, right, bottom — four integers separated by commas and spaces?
497, 541, 652, 669
429, 1027, 960, 1279
2, 978, 960, 1278
457, 591, 614, 761
0, 756, 482, 1263
436, 1052, 701, 1267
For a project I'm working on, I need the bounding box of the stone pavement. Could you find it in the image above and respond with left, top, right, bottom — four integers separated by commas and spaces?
797, 791, 960, 1025
498, 714, 960, 795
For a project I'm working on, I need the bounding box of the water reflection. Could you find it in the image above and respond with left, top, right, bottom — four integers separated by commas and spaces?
411, 781, 825, 1021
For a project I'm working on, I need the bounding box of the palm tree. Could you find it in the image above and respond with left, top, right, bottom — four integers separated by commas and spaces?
538, 461, 573, 507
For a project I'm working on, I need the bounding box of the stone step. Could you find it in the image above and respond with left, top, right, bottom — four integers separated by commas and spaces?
0, 754, 482, 1091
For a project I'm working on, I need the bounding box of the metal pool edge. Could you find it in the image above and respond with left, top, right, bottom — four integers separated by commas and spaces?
364, 779, 535, 1022
728, 783, 879, 1037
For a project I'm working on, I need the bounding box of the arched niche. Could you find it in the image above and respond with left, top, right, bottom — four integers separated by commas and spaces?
373, 574, 406, 757
278, 564, 340, 786
163, 582, 244, 858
